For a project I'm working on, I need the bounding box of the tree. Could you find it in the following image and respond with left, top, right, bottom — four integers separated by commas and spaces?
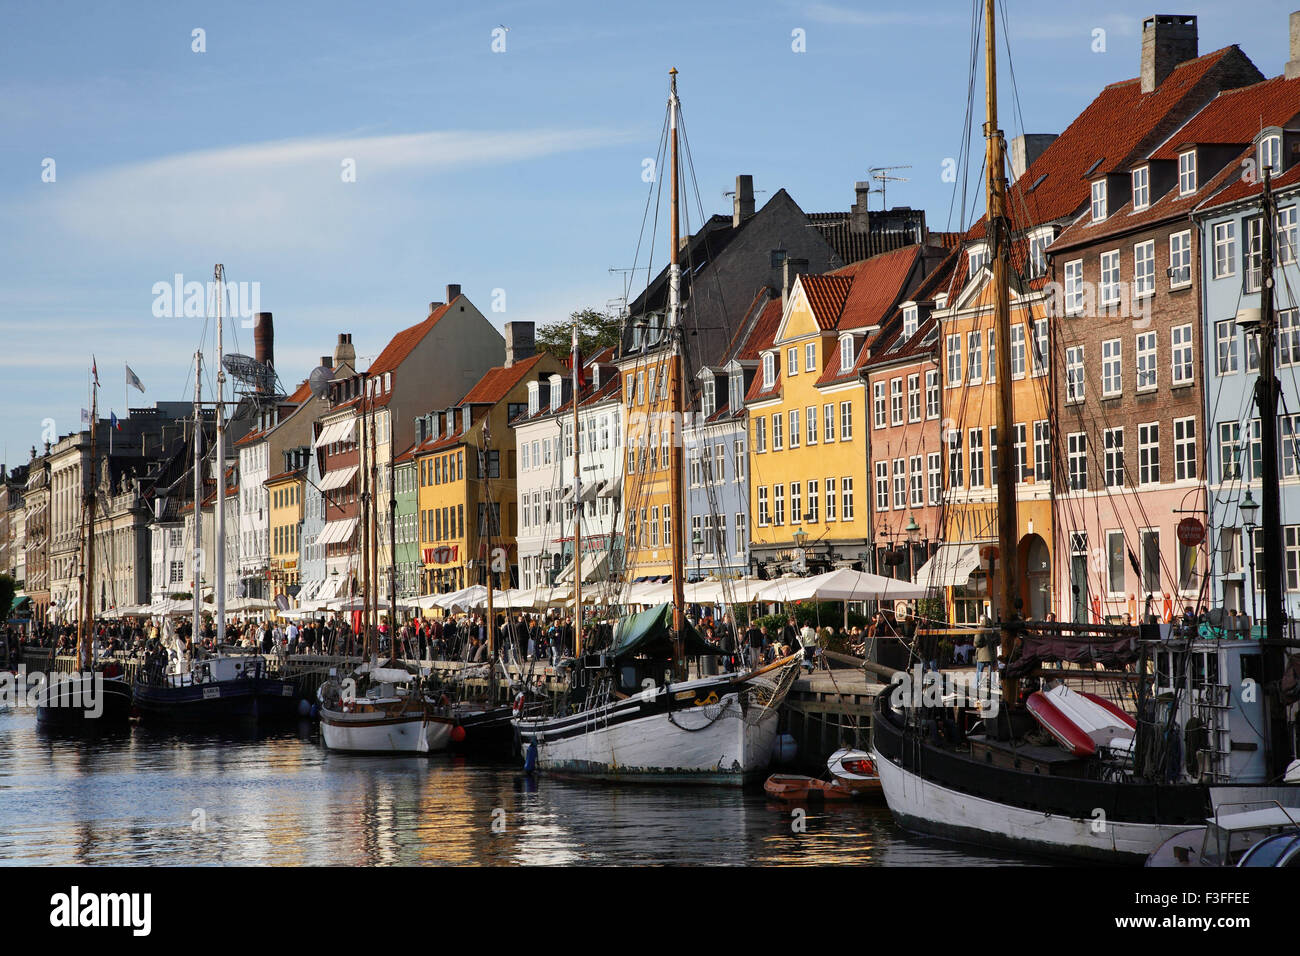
535, 309, 622, 361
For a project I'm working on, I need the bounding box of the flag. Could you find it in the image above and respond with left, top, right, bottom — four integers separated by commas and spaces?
91, 355, 99, 387
80, 408, 90, 425
125, 364, 145, 393
570, 322, 586, 388
110, 412, 121, 431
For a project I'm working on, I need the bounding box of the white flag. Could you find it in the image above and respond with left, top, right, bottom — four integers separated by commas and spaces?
125, 364, 145, 393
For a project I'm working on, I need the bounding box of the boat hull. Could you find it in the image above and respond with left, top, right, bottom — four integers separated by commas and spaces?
319, 707, 454, 754
514, 678, 783, 785
450, 705, 518, 757
35, 675, 133, 730
133, 678, 299, 725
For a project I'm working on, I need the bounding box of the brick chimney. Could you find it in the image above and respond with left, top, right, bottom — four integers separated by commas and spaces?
333, 333, 355, 370
253, 312, 274, 379
445, 284, 462, 303
850, 181, 872, 234
782, 257, 808, 311
1141, 15, 1198, 94
1009, 134, 1058, 181
504, 321, 535, 368
1287, 11, 1300, 80
732, 175, 755, 227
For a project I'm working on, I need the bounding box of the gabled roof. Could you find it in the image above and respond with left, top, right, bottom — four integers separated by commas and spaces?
461, 352, 547, 405
369, 298, 458, 376
1152, 73, 1300, 160
736, 295, 783, 362
800, 275, 854, 329
831, 245, 926, 332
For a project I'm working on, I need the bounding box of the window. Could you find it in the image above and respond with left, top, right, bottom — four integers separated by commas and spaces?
787, 347, 799, 377
948, 430, 963, 488
1219, 421, 1243, 480
1171, 324, 1193, 385
807, 479, 819, 522
873, 381, 887, 428
762, 353, 775, 388
1034, 420, 1050, 481
1131, 166, 1149, 210
928, 453, 942, 505
1031, 319, 1048, 376
842, 476, 855, 520
1065, 259, 1084, 315
967, 331, 983, 384
1104, 428, 1125, 488
714, 442, 726, 482
1138, 422, 1160, 485
1066, 346, 1084, 402
805, 342, 816, 371
1174, 417, 1196, 482
736, 514, 746, 555
701, 377, 716, 417
1141, 530, 1161, 594
1028, 232, 1049, 278
1259, 134, 1281, 176
1169, 230, 1192, 287
969, 429, 985, 487
823, 404, 835, 443
910, 456, 924, 507
788, 408, 800, 448
890, 378, 904, 425
876, 462, 889, 512
946, 334, 962, 386
892, 459, 906, 509
729, 374, 743, 412
969, 245, 990, 274
987, 329, 997, 383
1068, 432, 1087, 490
774, 485, 785, 526
1102, 338, 1122, 396
1279, 308, 1300, 367
1136, 331, 1157, 391
1213, 221, 1236, 279
839, 401, 853, 441
1178, 539, 1199, 593
907, 374, 921, 422
925, 370, 940, 419
839, 335, 855, 372
1216, 319, 1238, 374
1014, 423, 1029, 482
772, 413, 783, 450
753, 416, 767, 453
1286, 415, 1300, 478
1100, 250, 1120, 307
1090, 179, 1107, 221
1245, 216, 1263, 294
1107, 531, 1126, 593
1134, 240, 1155, 299
1010, 324, 1028, 378
903, 305, 919, 338
662, 504, 671, 545
758, 487, 769, 526
1279, 205, 1297, 266
790, 481, 802, 523
734, 440, 744, 480
1178, 150, 1196, 195
825, 478, 836, 521
806, 406, 818, 445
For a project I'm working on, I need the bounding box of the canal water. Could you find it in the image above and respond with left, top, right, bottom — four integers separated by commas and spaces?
0, 708, 1033, 866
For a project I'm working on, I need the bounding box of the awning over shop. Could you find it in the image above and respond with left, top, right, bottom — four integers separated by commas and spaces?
317, 518, 358, 547
316, 575, 344, 601
596, 480, 619, 499
912, 542, 985, 590
555, 549, 610, 585
317, 465, 358, 493
313, 417, 357, 449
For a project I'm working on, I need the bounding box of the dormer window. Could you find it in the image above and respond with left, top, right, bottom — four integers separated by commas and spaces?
902, 305, 919, 339
527, 382, 539, 416
1131, 166, 1149, 211
968, 244, 990, 274
1028, 227, 1054, 278
729, 372, 743, 410
550, 378, 562, 410
630, 321, 642, 351
1090, 179, 1107, 221
701, 376, 716, 417
1259, 133, 1282, 177
839, 334, 855, 372
762, 353, 775, 389
1178, 150, 1196, 196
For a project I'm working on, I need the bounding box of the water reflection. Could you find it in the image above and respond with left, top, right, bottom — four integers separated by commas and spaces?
0, 708, 1032, 866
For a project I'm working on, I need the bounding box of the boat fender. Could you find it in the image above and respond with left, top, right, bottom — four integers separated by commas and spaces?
512, 692, 526, 717
523, 741, 538, 774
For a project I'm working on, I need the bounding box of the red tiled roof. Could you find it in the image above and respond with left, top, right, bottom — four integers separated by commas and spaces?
234, 427, 268, 447
368, 299, 457, 377
746, 367, 780, 403
462, 352, 547, 405
830, 245, 925, 332
799, 275, 854, 329
736, 296, 783, 362
265, 468, 303, 485
286, 379, 313, 403
1151, 74, 1300, 160
1201, 154, 1300, 210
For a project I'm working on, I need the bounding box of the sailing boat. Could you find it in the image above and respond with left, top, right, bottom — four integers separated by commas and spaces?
134, 265, 298, 725
317, 362, 455, 753
869, 0, 1300, 862
513, 70, 803, 784
35, 358, 134, 729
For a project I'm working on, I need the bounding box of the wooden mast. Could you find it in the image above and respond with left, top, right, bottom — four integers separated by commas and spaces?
666, 68, 688, 681
214, 264, 227, 648
359, 373, 371, 659
192, 350, 203, 649
984, 0, 1019, 700
572, 314, 583, 653
368, 376, 379, 656
77, 365, 98, 672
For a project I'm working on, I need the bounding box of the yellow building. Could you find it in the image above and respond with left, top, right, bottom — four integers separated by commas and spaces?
266, 450, 307, 602
413, 352, 561, 595
932, 264, 1055, 623
746, 247, 932, 574
618, 333, 681, 580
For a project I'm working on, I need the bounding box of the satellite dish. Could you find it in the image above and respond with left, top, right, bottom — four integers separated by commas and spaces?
222, 353, 275, 392
308, 365, 333, 399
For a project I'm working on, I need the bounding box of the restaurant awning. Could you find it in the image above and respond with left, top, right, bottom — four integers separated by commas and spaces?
596, 480, 619, 499
313, 417, 357, 449
317, 465, 359, 492
555, 549, 610, 585
317, 518, 358, 547
913, 542, 985, 590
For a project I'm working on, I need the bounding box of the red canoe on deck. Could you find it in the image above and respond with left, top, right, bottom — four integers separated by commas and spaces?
1026, 684, 1137, 757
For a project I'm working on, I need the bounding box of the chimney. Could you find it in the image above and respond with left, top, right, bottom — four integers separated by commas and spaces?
333, 333, 355, 370
504, 321, 536, 367
851, 181, 873, 234
320, 356, 333, 369
782, 257, 808, 311
253, 313, 274, 376
1287, 11, 1300, 80
446, 283, 462, 303
1009, 134, 1058, 181
1140, 15, 1198, 94
732, 175, 755, 227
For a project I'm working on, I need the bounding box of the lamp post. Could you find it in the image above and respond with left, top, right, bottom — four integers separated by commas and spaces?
691, 529, 703, 617
905, 514, 921, 581
792, 526, 808, 574
1241, 489, 1260, 628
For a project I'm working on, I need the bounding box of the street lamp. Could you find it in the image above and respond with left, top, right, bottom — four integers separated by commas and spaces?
792, 527, 808, 574
1242, 489, 1260, 625
692, 528, 704, 582
905, 514, 921, 581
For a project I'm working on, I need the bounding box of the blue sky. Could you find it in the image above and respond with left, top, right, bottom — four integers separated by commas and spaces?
1, 0, 1295, 466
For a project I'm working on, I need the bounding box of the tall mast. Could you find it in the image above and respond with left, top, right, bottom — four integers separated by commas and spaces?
369, 381, 379, 655
214, 264, 226, 647
1254, 167, 1290, 779
984, 0, 1019, 688
484, 423, 496, 666
360, 374, 371, 659
666, 67, 688, 680
78, 367, 98, 671
388, 455, 398, 651
572, 316, 583, 653
192, 349, 203, 647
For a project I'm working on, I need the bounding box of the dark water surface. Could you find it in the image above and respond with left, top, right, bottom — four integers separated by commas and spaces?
0, 708, 1034, 866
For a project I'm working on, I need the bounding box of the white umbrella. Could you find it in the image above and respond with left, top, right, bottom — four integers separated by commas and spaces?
436, 585, 488, 611
769, 568, 929, 602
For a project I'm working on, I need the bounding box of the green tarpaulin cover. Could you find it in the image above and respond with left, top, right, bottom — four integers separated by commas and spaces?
610, 602, 719, 660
